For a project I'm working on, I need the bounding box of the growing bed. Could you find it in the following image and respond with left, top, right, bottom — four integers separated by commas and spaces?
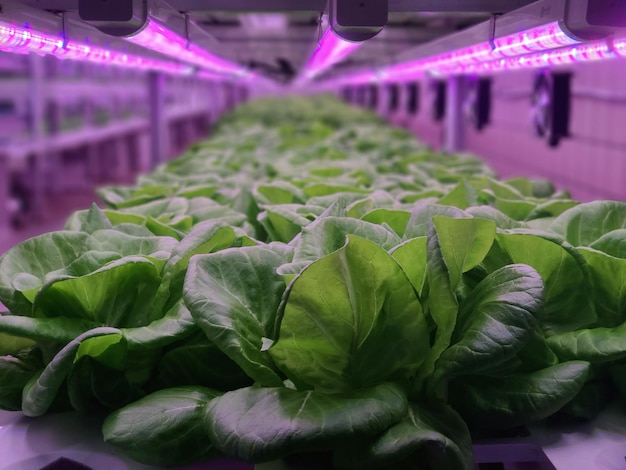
1, 96, 625, 470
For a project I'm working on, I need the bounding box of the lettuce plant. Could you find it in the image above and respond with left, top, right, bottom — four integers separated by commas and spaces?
0, 96, 622, 469
0, 207, 249, 416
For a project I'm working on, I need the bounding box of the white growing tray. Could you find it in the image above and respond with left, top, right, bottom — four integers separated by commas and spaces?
1, 404, 625, 470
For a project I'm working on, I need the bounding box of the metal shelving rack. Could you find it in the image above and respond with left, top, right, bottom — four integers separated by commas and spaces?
0, 51, 242, 230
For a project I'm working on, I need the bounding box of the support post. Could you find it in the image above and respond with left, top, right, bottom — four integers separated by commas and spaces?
115, 136, 131, 183
148, 72, 168, 168
47, 101, 62, 195
137, 131, 152, 173
84, 101, 101, 183
0, 153, 9, 231
28, 54, 46, 220
445, 75, 467, 154
86, 142, 100, 183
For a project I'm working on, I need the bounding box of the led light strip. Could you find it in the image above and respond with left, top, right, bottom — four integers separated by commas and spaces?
0, 21, 193, 75
491, 21, 578, 56
323, 21, 588, 87
300, 28, 362, 81
438, 38, 625, 75
385, 21, 581, 79
125, 20, 251, 79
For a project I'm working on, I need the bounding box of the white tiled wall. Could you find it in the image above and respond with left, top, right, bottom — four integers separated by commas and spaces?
392, 59, 626, 202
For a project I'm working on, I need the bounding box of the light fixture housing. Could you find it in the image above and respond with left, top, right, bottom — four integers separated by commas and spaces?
329, 0, 387, 42
441, 38, 625, 76
78, 0, 257, 81
78, 0, 147, 36
125, 19, 251, 78
0, 7, 193, 76
298, 27, 362, 83
379, 20, 582, 81
318, 0, 626, 87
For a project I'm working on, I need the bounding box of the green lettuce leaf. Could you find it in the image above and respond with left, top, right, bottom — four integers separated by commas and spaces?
270, 235, 428, 392
184, 244, 293, 386
449, 361, 590, 429
204, 383, 407, 462
550, 201, 626, 246
0, 232, 90, 315
103, 386, 221, 466
0, 346, 43, 411
433, 264, 542, 388
22, 327, 120, 417
333, 402, 473, 470
496, 232, 596, 334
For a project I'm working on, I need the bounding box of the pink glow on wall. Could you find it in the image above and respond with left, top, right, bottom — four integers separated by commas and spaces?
0, 21, 193, 74
302, 28, 361, 81
126, 20, 250, 78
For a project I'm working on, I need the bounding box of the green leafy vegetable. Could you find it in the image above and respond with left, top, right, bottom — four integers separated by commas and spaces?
184, 244, 293, 386
205, 382, 407, 462
103, 387, 221, 466
270, 235, 428, 392
0, 95, 622, 470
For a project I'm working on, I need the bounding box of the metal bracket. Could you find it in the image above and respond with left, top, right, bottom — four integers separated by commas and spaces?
184, 13, 191, 49
487, 14, 499, 50
61, 11, 69, 48
605, 34, 616, 55
316, 11, 324, 47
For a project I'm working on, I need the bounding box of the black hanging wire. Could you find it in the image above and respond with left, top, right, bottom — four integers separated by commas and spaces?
317, 10, 324, 47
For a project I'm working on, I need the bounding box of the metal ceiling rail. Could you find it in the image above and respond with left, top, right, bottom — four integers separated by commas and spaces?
174, 0, 537, 13
210, 26, 455, 42
17, 0, 538, 14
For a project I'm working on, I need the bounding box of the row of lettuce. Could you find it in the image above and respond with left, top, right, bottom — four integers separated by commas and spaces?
0, 95, 625, 469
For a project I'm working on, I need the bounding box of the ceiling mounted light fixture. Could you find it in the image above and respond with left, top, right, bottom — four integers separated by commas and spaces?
443, 38, 624, 75
319, 0, 626, 87
0, 19, 193, 75
299, 27, 362, 82
383, 21, 582, 81
78, 0, 259, 81
294, 0, 389, 85
125, 19, 251, 78
329, 0, 387, 42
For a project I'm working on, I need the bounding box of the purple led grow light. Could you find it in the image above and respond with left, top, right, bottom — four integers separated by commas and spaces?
325, 21, 588, 86
0, 20, 192, 74
301, 28, 362, 81
384, 21, 581, 79
126, 20, 251, 78
0, 22, 64, 55
492, 21, 579, 57
443, 38, 624, 75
